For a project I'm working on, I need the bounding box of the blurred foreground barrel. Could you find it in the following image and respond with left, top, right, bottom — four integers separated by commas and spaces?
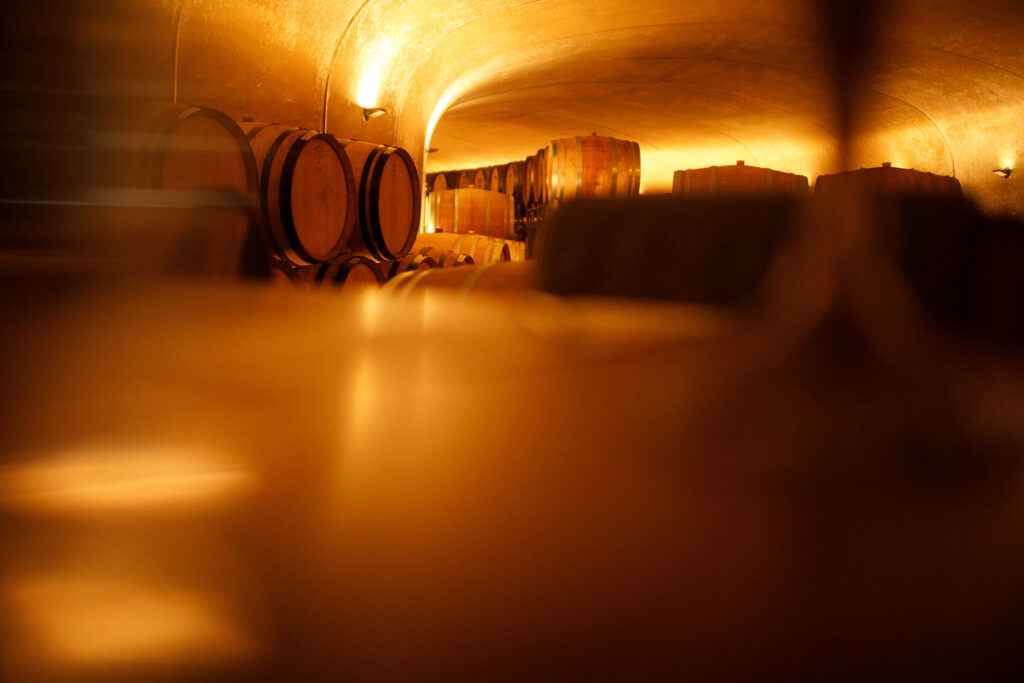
334, 139, 420, 260
536, 195, 796, 304
384, 260, 535, 298
412, 233, 511, 265
296, 254, 383, 291
673, 161, 808, 196
1, 103, 269, 280
815, 163, 962, 198
243, 123, 356, 265
548, 135, 641, 201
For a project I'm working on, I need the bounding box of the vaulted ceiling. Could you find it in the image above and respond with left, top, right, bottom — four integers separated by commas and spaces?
7, 0, 1024, 211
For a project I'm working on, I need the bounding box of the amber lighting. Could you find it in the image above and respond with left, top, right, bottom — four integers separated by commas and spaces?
5, 576, 259, 668
0, 446, 254, 513
354, 36, 397, 109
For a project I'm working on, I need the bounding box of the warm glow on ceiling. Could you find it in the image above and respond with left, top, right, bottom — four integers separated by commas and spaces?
355, 36, 397, 109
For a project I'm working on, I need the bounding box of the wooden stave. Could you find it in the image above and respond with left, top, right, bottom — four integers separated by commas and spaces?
427, 188, 510, 238
548, 135, 642, 201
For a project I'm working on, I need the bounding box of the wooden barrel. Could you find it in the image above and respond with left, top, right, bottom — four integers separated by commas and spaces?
417, 245, 476, 268
441, 171, 461, 190
411, 233, 511, 265
535, 147, 549, 204
525, 155, 539, 204
384, 251, 438, 279
297, 254, 383, 291
548, 134, 642, 202
384, 260, 535, 298
814, 163, 963, 197
243, 123, 356, 266
673, 161, 809, 196
489, 165, 503, 193
507, 240, 527, 262
431, 173, 449, 195
332, 138, 421, 260
428, 188, 510, 238
505, 162, 524, 202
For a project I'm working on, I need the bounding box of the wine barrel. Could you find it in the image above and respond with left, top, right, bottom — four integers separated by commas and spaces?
672, 161, 809, 196
489, 165, 503, 192
535, 147, 549, 204
507, 240, 527, 262
814, 163, 963, 198
548, 134, 642, 202
525, 155, 539, 204
411, 233, 511, 265
505, 162, 524, 202
384, 251, 438, 279
296, 254, 383, 291
242, 123, 357, 266
428, 188, 511, 238
418, 245, 475, 268
332, 138, 421, 260
384, 260, 535, 298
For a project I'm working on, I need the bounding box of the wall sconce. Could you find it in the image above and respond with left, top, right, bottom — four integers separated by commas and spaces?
362, 107, 388, 122
427, 148, 439, 154
993, 167, 1013, 179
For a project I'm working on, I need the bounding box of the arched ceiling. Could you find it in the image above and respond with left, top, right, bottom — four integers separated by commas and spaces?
7, 0, 1024, 213
420, 0, 1024, 211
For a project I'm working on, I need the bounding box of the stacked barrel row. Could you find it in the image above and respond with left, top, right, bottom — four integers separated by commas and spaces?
281, 231, 521, 294
425, 134, 643, 234
48, 102, 429, 287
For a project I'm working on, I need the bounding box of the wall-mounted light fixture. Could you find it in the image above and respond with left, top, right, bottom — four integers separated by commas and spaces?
427, 147, 439, 154
993, 167, 1013, 179
362, 107, 388, 122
